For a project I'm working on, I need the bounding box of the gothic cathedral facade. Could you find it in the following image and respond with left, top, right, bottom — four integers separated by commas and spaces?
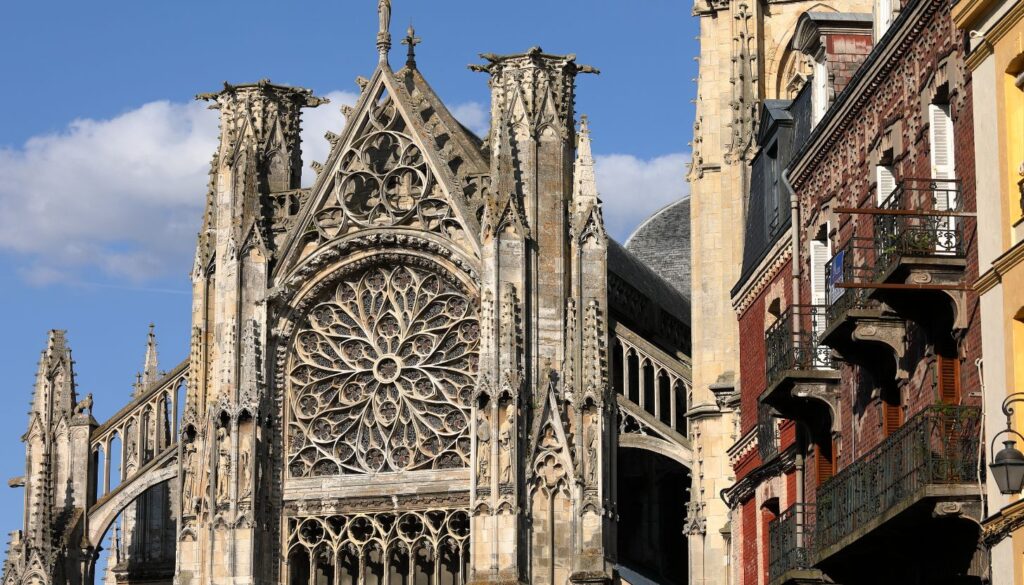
3, 6, 697, 585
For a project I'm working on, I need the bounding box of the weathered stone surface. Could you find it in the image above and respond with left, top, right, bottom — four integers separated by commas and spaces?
2, 8, 696, 585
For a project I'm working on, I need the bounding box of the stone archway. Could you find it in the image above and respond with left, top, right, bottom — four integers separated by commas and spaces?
616, 447, 691, 585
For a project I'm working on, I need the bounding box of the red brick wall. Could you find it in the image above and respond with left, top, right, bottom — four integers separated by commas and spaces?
780, 419, 797, 452
825, 33, 874, 96
789, 0, 979, 499
741, 498, 758, 585
737, 262, 793, 437
734, 446, 761, 481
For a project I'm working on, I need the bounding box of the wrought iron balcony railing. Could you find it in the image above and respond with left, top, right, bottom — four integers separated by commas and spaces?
873, 179, 965, 280
824, 239, 874, 329
768, 503, 816, 584
765, 305, 834, 388
815, 405, 981, 555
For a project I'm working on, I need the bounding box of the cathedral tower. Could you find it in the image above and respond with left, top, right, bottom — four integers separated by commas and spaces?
180, 81, 326, 585
470, 48, 610, 585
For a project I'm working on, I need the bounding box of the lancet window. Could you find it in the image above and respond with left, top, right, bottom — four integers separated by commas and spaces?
285, 510, 470, 585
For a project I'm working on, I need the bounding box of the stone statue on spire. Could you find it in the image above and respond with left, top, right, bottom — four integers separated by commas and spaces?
377, 0, 392, 63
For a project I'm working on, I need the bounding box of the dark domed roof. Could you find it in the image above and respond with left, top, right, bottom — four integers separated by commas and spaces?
624, 197, 691, 299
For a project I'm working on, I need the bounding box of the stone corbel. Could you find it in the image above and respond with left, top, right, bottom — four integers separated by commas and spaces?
791, 381, 840, 433
851, 318, 909, 380
905, 269, 969, 330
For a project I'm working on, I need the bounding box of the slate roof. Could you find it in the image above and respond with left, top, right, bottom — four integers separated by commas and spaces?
624, 197, 691, 299
609, 238, 691, 327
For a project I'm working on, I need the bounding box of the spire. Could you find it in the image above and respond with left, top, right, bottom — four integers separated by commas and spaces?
571, 115, 606, 245
141, 323, 159, 388
377, 0, 392, 64
573, 115, 599, 206
401, 23, 420, 69
29, 331, 77, 424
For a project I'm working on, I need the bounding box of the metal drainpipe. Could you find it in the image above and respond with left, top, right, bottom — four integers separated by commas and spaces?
782, 169, 807, 546
782, 169, 802, 347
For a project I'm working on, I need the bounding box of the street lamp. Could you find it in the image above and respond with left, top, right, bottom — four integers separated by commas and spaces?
990, 393, 1024, 495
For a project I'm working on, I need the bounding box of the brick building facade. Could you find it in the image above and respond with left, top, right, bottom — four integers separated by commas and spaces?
723, 1, 988, 584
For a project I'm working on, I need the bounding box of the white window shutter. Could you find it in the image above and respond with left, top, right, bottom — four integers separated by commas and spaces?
810, 238, 830, 307
877, 165, 896, 205
875, 0, 893, 40
929, 103, 958, 253
813, 60, 828, 125
929, 103, 956, 206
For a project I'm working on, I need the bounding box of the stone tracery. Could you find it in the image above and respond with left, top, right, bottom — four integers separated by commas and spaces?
312, 91, 463, 240
285, 509, 470, 585
287, 261, 479, 476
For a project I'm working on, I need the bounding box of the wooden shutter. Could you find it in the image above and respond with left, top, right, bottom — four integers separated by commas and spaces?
810, 238, 830, 307
813, 59, 828, 124
938, 355, 961, 404
929, 103, 957, 207
876, 0, 894, 38
877, 164, 896, 205
883, 401, 903, 436
816, 442, 835, 486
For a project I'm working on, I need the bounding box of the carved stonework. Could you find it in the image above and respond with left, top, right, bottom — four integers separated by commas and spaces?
287, 262, 479, 476
310, 90, 465, 243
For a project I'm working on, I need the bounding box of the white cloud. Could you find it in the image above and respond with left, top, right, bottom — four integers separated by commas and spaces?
0, 100, 218, 283
449, 102, 490, 138
0, 91, 356, 284
594, 152, 690, 242
0, 90, 682, 285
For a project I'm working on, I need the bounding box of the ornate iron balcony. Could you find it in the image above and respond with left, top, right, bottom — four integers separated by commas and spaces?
823, 239, 873, 330
768, 503, 816, 585
814, 405, 982, 556
765, 305, 834, 389
873, 179, 965, 280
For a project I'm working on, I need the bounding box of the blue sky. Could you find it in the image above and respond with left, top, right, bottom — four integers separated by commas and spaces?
0, 0, 699, 539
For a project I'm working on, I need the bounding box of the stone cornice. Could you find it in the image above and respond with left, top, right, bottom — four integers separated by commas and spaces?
721, 447, 796, 508
732, 229, 793, 316
727, 428, 758, 467
789, 0, 945, 189
974, 239, 1024, 294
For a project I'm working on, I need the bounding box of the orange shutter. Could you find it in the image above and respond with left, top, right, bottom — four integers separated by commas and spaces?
938, 356, 961, 404
883, 402, 903, 436
816, 442, 835, 486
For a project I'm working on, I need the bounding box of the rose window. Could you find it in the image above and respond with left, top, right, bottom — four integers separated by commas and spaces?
288, 262, 479, 476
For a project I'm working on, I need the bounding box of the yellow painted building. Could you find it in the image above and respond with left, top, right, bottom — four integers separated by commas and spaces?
954, 1, 1024, 583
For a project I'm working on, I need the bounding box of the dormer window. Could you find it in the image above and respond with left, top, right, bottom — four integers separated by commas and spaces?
793, 12, 874, 127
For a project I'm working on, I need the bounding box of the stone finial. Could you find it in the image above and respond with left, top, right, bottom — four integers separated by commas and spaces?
401, 23, 421, 69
